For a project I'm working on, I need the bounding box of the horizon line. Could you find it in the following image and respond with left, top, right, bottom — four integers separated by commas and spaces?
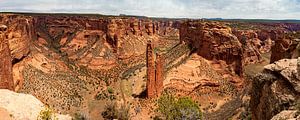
1, 11, 300, 21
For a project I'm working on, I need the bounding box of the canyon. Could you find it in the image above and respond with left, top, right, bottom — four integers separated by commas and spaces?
0, 13, 300, 120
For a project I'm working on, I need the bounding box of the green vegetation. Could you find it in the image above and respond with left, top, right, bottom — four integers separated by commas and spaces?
73, 112, 88, 120
296, 100, 300, 114
286, 31, 300, 39
117, 104, 130, 120
107, 87, 114, 94
239, 110, 252, 120
37, 106, 57, 120
157, 93, 202, 120
102, 102, 130, 120
94, 90, 116, 100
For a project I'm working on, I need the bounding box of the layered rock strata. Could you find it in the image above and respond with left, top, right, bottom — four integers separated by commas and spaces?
0, 25, 14, 90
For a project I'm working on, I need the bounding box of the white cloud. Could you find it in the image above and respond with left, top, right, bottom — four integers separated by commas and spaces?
0, 0, 300, 19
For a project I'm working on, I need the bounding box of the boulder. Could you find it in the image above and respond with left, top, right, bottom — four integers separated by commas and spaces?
271, 110, 300, 120
264, 58, 300, 92
250, 58, 300, 120
0, 89, 72, 120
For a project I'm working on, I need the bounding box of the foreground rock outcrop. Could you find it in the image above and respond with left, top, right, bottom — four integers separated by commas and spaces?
271, 110, 300, 120
0, 89, 71, 120
250, 58, 300, 120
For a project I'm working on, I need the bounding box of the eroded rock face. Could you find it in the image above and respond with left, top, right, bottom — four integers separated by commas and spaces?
0, 25, 14, 90
0, 13, 181, 114
0, 15, 35, 91
0, 14, 33, 60
270, 30, 291, 63
180, 21, 244, 75
250, 58, 300, 120
256, 30, 275, 53
233, 30, 262, 65
146, 42, 165, 98
32, 15, 179, 70
155, 53, 164, 97
146, 41, 156, 98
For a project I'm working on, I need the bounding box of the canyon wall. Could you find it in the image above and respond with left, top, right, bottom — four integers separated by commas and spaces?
230, 22, 300, 64
269, 30, 292, 63
268, 30, 300, 63
32, 15, 179, 70
179, 20, 300, 76
0, 14, 36, 91
0, 13, 181, 112
0, 13, 179, 95
180, 21, 244, 75
232, 28, 300, 64
0, 14, 33, 60
0, 25, 14, 90
233, 30, 262, 65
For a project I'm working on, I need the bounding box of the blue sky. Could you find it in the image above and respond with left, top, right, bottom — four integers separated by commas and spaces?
1, 0, 300, 19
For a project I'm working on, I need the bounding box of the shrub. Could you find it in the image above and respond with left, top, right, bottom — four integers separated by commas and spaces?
95, 90, 115, 100
102, 102, 118, 119
102, 102, 130, 120
73, 112, 88, 120
118, 104, 130, 120
107, 87, 114, 94
157, 93, 202, 120
37, 106, 57, 120
296, 100, 300, 114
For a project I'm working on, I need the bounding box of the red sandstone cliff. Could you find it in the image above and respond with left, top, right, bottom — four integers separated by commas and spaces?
269, 30, 292, 63
146, 41, 165, 98
0, 14, 33, 61
180, 21, 244, 75
0, 13, 180, 93
233, 30, 262, 65
0, 15, 35, 91
31, 15, 179, 70
146, 41, 156, 98
0, 25, 14, 90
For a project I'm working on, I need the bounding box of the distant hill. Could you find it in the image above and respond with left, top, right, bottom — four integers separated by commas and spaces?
1, 12, 300, 23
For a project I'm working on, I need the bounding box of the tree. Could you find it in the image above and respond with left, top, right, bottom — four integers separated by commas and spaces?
157, 93, 202, 120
